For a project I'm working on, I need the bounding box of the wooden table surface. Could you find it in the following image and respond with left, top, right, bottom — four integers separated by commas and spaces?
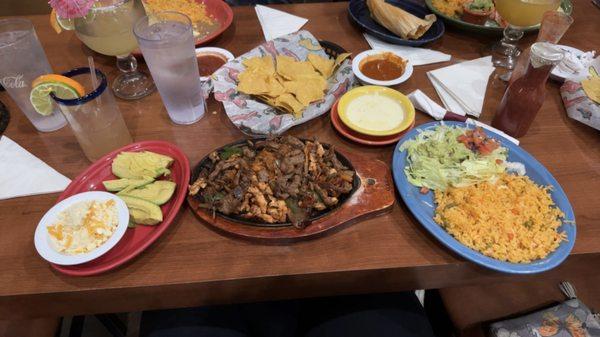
1, 1, 599, 319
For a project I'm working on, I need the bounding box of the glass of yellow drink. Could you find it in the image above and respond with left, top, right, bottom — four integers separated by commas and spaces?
52, 67, 133, 161
492, 0, 561, 69
72, 0, 155, 100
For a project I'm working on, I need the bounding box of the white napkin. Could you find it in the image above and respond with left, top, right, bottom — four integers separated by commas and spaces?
0, 136, 71, 200
255, 5, 308, 41
406, 89, 519, 145
427, 56, 495, 117
363, 33, 451, 66
408, 89, 447, 120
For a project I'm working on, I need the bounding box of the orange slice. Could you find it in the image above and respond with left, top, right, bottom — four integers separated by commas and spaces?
32, 74, 86, 96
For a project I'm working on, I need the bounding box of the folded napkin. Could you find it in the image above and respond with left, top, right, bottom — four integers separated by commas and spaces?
427, 56, 495, 117
364, 34, 451, 66
407, 89, 520, 145
255, 5, 308, 41
408, 89, 447, 120
0, 136, 71, 200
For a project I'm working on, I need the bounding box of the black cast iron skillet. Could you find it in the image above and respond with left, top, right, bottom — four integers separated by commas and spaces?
190, 138, 361, 228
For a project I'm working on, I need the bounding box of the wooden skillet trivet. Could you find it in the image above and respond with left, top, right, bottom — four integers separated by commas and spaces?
188, 150, 396, 244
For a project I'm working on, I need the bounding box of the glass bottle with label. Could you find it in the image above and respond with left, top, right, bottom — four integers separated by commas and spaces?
492, 42, 564, 138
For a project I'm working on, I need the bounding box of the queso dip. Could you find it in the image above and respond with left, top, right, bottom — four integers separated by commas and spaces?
345, 93, 405, 132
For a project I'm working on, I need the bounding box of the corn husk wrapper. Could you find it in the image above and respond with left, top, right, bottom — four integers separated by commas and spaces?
367, 0, 436, 40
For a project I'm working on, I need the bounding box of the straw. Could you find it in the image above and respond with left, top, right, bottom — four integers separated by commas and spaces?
87, 56, 99, 117
88, 56, 98, 89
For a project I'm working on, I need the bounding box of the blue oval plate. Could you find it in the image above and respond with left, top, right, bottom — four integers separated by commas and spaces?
392, 121, 576, 274
348, 0, 445, 46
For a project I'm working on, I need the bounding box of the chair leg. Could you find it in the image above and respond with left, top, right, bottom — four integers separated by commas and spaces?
95, 314, 126, 337
126, 312, 142, 337
67, 316, 84, 337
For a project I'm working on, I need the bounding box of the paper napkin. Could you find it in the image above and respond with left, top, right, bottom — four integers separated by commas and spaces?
427, 56, 495, 117
407, 89, 519, 145
408, 89, 447, 120
364, 33, 451, 66
255, 5, 308, 41
0, 136, 71, 200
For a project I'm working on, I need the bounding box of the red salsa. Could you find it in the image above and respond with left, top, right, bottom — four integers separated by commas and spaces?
359, 52, 407, 81
197, 52, 227, 77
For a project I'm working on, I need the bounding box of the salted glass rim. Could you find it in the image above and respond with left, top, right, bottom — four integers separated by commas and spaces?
0, 18, 34, 49
89, 0, 131, 12
133, 10, 193, 42
51, 67, 107, 106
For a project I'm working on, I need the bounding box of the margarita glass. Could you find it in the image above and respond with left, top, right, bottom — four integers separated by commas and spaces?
492, 0, 561, 69
61, 0, 155, 99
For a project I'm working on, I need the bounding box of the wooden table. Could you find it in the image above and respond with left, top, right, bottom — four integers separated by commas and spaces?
1, 1, 599, 319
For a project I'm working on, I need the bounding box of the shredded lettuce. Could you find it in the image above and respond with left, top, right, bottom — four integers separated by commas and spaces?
400, 125, 508, 191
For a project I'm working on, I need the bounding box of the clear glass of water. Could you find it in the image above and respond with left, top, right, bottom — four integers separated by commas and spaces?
52, 67, 132, 162
0, 18, 66, 132
134, 11, 205, 125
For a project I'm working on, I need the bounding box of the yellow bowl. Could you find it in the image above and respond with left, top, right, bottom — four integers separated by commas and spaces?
337, 86, 415, 137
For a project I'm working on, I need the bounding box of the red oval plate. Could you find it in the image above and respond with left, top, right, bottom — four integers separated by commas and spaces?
133, 0, 233, 57
50, 141, 190, 276
196, 0, 234, 46
330, 99, 415, 146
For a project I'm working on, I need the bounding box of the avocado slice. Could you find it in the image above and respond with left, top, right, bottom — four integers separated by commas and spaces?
103, 177, 154, 192
119, 195, 163, 226
118, 181, 176, 206
112, 151, 174, 179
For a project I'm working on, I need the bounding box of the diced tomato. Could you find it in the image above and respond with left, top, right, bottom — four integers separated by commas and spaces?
419, 186, 430, 194
456, 127, 500, 156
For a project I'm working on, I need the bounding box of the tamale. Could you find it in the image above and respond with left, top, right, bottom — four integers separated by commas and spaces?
367, 0, 436, 40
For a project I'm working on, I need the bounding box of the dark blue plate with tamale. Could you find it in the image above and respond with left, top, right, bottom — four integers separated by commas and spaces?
348, 0, 444, 46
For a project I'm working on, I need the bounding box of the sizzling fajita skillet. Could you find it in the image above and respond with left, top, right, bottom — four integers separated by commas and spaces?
187, 137, 395, 243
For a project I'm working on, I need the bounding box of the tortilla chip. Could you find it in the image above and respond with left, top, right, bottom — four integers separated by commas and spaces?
265, 76, 286, 97
237, 70, 271, 95
295, 88, 324, 106
333, 52, 352, 71
308, 54, 335, 79
299, 38, 323, 51
255, 94, 278, 107
276, 55, 320, 80
236, 52, 336, 118
582, 76, 600, 104
283, 77, 327, 106
243, 56, 275, 75
275, 93, 304, 118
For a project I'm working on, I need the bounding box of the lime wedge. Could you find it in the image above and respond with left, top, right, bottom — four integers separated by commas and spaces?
30, 82, 81, 116
50, 9, 75, 33
56, 15, 75, 31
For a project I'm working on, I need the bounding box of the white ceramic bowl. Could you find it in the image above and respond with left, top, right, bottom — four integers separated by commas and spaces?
34, 191, 129, 266
352, 49, 413, 87
195, 47, 235, 81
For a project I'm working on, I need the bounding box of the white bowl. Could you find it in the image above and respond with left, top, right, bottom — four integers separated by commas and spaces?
195, 47, 235, 81
352, 49, 413, 87
34, 191, 129, 266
